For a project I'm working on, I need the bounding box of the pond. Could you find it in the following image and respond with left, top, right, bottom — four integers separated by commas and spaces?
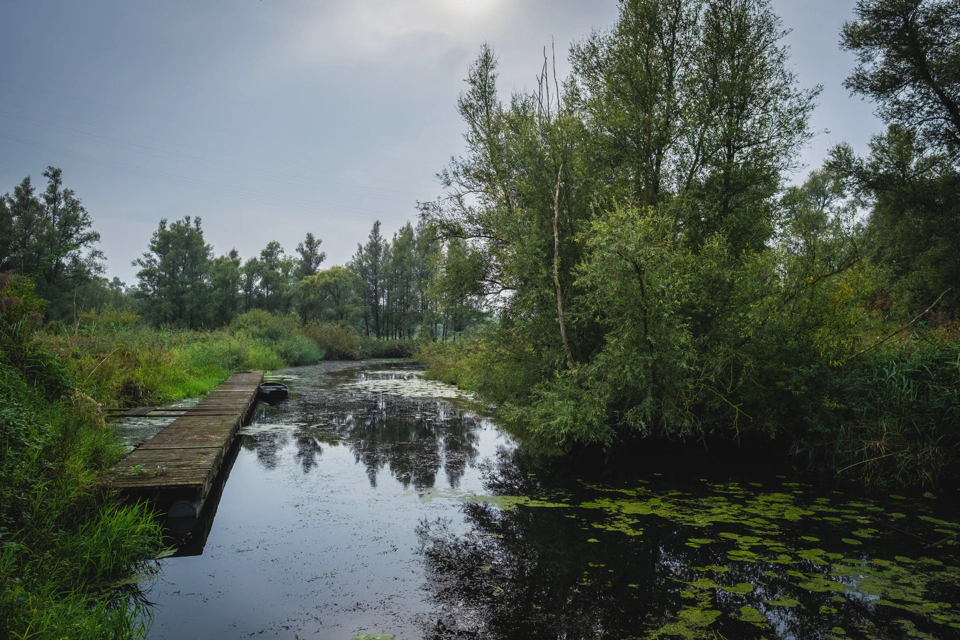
139, 360, 960, 640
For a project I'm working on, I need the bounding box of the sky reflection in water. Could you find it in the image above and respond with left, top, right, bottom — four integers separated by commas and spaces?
142, 361, 960, 640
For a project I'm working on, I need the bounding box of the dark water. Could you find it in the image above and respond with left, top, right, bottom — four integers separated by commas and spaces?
140, 361, 960, 640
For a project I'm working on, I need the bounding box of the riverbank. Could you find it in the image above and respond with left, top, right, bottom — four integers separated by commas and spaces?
1, 293, 415, 638
417, 328, 960, 490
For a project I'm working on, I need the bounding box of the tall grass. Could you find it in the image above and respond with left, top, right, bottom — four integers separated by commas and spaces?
799, 333, 960, 488
0, 276, 164, 639
42, 309, 328, 406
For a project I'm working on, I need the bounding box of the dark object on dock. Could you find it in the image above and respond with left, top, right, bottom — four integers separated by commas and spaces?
257, 382, 288, 404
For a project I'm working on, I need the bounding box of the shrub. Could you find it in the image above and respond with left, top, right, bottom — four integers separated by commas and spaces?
301, 322, 362, 359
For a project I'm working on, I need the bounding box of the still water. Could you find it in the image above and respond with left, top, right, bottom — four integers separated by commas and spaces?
140, 361, 960, 640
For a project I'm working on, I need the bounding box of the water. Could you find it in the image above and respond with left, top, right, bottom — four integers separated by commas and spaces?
139, 361, 960, 640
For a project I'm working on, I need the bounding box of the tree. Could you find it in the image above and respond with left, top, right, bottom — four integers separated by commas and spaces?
413, 220, 442, 337
299, 266, 361, 325
242, 241, 293, 314
425, 0, 823, 445
838, 0, 960, 312
429, 238, 488, 337
294, 232, 326, 280
384, 223, 417, 338
1, 168, 104, 320
134, 216, 212, 328
842, 0, 960, 159
350, 221, 387, 337
208, 250, 244, 326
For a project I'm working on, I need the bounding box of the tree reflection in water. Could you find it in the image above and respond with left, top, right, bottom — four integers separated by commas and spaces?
245, 367, 482, 492
239, 364, 958, 639
416, 448, 960, 640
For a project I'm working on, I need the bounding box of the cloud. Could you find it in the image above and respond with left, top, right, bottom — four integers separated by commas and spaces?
276, 0, 516, 70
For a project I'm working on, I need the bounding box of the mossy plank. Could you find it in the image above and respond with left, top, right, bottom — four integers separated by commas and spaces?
104, 371, 263, 509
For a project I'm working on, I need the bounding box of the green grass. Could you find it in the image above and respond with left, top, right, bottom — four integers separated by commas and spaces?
1, 296, 339, 638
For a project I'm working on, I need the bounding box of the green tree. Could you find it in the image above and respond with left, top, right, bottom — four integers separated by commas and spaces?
842, 0, 960, 158
242, 241, 294, 314
425, 0, 822, 445
429, 238, 488, 337
414, 220, 442, 337
384, 223, 417, 338
208, 249, 244, 326
1, 168, 104, 320
133, 216, 212, 328
300, 266, 361, 325
294, 232, 327, 280
350, 221, 387, 337
837, 0, 960, 312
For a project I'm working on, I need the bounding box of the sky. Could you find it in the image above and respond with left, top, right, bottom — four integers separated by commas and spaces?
0, 0, 880, 286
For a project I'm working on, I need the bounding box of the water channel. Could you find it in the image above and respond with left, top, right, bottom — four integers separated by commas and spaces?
134, 360, 960, 639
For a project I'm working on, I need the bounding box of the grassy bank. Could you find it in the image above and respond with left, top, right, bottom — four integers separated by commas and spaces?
3, 292, 406, 638
44, 309, 328, 406
42, 310, 419, 408
1, 277, 165, 639
417, 328, 960, 490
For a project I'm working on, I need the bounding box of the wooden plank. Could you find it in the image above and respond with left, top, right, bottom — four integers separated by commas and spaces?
104, 371, 264, 510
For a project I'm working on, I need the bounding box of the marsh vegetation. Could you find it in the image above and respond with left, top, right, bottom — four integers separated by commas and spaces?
2, 0, 960, 637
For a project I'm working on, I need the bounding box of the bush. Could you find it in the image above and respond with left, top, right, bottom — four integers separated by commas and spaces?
801, 336, 960, 487
230, 310, 324, 366
361, 337, 418, 359
301, 322, 362, 359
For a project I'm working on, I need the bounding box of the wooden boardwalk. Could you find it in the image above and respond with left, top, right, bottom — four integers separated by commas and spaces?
105, 371, 263, 514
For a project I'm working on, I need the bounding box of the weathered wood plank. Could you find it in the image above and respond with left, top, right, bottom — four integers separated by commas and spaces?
104, 371, 264, 511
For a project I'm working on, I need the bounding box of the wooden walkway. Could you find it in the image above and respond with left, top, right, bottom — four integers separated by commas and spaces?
105, 371, 264, 514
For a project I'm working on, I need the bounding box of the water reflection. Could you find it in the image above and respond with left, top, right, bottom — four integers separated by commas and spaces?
417, 448, 960, 639
144, 361, 959, 639
252, 365, 481, 492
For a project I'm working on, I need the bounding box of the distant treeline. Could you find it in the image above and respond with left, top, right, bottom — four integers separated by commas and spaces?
0, 177, 487, 339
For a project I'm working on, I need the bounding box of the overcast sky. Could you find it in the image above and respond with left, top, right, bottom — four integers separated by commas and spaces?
0, 0, 880, 285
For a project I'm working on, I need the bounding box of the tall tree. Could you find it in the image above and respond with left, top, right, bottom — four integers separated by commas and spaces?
838, 0, 960, 311
242, 241, 294, 314
134, 216, 212, 328
350, 221, 387, 337
385, 223, 416, 338
843, 0, 960, 159
0, 169, 103, 319
294, 232, 327, 280
207, 249, 244, 326
413, 220, 442, 337
300, 266, 361, 325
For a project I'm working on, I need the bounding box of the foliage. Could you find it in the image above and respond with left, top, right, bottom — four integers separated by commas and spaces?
0, 167, 104, 322
229, 310, 323, 365
842, 0, 960, 160
300, 322, 363, 360
837, 0, 960, 313
133, 216, 212, 329
293, 232, 326, 280
801, 336, 960, 487
299, 266, 361, 326
414, 0, 960, 487
0, 275, 163, 639
349, 219, 479, 339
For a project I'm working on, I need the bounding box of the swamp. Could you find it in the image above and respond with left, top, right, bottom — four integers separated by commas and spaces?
130, 361, 960, 639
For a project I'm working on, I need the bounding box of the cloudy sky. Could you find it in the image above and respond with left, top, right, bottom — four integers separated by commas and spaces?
0, 0, 879, 285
